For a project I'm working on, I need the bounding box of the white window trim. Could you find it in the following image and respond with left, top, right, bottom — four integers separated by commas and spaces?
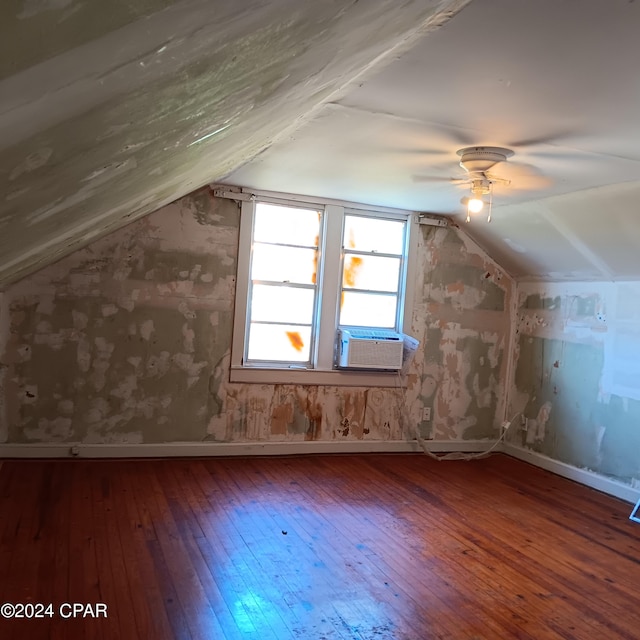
230, 190, 419, 387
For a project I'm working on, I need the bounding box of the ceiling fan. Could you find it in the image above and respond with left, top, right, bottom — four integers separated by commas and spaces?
409, 132, 560, 220
454, 146, 514, 222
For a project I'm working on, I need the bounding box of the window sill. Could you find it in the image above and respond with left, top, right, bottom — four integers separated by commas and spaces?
229, 366, 405, 388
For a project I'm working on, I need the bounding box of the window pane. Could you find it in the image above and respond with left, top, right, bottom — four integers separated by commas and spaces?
250, 285, 315, 324
254, 203, 321, 247
343, 254, 400, 292
343, 215, 405, 255
340, 291, 398, 328
247, 323, 312, 362
252, 244, 319, 285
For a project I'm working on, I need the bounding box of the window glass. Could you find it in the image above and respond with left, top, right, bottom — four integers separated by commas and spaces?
250, 285, 315, 325
343, 215, 405, 254
251, 245, 318, 285
247, 324, 312, 362
339, 214, 405, 329
342, 254, 401, 292
254, 203, 321, 247
245, 202, 321, 364
340, 291, 398, 328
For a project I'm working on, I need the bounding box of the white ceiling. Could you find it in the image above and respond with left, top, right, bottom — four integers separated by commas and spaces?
2, 0, 640, 286
227, 0, 640, 280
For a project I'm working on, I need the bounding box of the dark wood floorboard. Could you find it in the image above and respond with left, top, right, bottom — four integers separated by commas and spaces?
0, 453, 639, 639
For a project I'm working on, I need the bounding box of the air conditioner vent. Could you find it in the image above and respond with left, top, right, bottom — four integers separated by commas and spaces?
336, 329, 403, 370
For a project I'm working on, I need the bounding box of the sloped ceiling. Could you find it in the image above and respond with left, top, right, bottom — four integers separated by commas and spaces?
2, 0, 640, 287
0, 0, 469, 288
227, 0, 640, 281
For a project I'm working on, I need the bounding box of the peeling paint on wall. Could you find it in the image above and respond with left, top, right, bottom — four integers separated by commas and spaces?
0, 188, 512, 447
414, 225, 513, 441
508, 281, 640, 487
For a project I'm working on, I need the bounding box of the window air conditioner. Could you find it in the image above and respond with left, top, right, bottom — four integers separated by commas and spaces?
337, 329, 404, 370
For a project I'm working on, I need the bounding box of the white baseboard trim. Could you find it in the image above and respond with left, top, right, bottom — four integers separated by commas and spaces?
503, 443, 640, 505
2, 440, 638, 505
0, 439, 498, 459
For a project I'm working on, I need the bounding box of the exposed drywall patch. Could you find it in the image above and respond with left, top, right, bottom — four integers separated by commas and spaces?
101, 303, 118, 317
602, 282, 640, 401
512, 281, 640, 485
182, 323, 195, 353
525, 401, 552, 444
337, 389, 368, 439
89, 336, 114, 391
300, 387, 325, 441
24, 416, 73, 442
523, 294, 561, 311
172, 353, 208, 388
363, 388, 401, 440
72, 309, 88, 329
139, 319, 154, 341
419, 225, 512, 438
1, 188, 511, 446
76, 337, 91, 372
110, 374, 137, 400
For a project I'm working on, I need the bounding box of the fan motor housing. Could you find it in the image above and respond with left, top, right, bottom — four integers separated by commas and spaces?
457, 146, 514, 173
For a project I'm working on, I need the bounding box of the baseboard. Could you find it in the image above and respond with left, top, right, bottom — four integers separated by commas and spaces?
4, 440, 635, 505
0, 439, 498, 459
503, 443, 640, 505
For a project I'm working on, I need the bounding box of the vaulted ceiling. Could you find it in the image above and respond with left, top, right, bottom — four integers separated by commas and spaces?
2, 0, 640, 287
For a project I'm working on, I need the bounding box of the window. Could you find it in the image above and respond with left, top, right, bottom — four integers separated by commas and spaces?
340, 214, 406, 329
231, 192, 417, 385
245, 202, 321, 365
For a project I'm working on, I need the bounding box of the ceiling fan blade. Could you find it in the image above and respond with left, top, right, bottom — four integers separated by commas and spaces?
506, 130, 576, 148
441, 126, 479, 148
412, 175, 469, 184
488, 161, 553, 191
389, 148, 449, 156
411, 175, 451, 183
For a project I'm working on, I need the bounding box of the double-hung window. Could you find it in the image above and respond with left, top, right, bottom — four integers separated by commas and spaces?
244, 202, 321, 365
231, 192, 417, 386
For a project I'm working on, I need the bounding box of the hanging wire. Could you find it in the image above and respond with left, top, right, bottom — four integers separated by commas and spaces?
487, 182, 493, 222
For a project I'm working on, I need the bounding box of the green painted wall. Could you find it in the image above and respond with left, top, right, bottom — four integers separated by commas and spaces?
0, 188, 513, 446
509, 283, 640, 486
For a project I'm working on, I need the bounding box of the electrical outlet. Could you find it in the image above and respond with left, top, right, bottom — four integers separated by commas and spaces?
422, 407, 431, 422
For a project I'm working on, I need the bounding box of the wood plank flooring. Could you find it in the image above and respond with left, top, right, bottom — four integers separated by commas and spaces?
0, 453, 639, 639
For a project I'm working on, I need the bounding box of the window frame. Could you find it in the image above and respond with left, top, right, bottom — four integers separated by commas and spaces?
244, 201, 323, 367
230, 191, 419, 387
339, 209, 408, 331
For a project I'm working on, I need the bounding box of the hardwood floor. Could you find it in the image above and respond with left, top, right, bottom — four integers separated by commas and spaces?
0, 453, 638, 639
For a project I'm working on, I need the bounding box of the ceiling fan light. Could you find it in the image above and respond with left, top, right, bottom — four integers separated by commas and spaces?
467, 198, 484, 214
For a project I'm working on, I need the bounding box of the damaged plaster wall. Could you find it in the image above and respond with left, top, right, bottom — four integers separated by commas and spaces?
0, 188, 512, 447
507, 281, 640, 488
413, 225, 513, 442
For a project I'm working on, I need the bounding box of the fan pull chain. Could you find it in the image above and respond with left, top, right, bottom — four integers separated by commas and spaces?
487, 185, 493, 222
